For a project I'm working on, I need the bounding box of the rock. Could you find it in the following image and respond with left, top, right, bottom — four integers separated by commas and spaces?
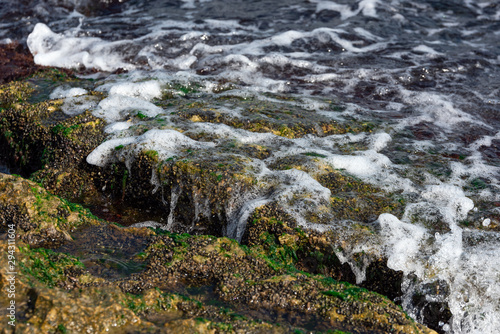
124, 232, 436, 333
0, 42, 43, 84
0, 173, 98, 248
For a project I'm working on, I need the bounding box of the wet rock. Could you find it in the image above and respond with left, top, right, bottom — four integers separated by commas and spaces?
0, 241, 143, 334
242, 205, 405, 300
0, 42, 43, 84
0, 74, 107, 203
174, 95, 372, 139
0, 169, 438, 333
118, 230, 435, 334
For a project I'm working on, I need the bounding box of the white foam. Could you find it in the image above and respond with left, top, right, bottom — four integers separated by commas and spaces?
469, 130, 500, 150
359, 0, 380, 17
412, 44, 444, 56
304, 73, 340, 83
107, 81, 163, 101
383, 219, 500, 334
269, 168, 333, 227
260, 53, 313, 69
87, 129, 217, 169
397, 89, 490, 130
225, 192, 272, 241
165, 185, 182, 230
60, 95, 98, 116
370, 132, 391, 151
27, 23, 134, 71
421, 185, 474, 221
448, 159, 500, 199
104, 121, 133, 134
326, 149, 392, 178
379, 213, 429, 278
50, 87, 88, 99
129, 221, 164, 229
311, 0, 379, 19
179, 31, 206, 41
447, 240, 500, 334
86, 136, 136, 167
167, 54, 198, 70
353, 27, 383, 41
94, 95, 163, 123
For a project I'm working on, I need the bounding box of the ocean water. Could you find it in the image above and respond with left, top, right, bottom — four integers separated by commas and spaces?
1, 0, 500, 333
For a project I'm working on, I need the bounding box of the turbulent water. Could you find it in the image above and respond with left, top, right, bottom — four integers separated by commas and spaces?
2, 0, 500, 333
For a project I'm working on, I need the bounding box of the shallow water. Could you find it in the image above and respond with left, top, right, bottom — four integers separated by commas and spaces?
2, 0, 500, 333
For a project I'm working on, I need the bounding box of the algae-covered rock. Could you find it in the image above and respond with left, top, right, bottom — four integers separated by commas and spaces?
0, 172, 98, 248
0, 68, 403, 238
117, 231, 435, 334
0, 240, 140, 334
0, 73, 107, 203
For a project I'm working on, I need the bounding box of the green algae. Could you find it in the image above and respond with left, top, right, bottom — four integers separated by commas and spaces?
0, 173, 100, 248
18, 246, 84, 288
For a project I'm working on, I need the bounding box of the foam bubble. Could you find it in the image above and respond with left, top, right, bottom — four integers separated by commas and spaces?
107, 81, 163, 101
62, 95, 98, 116
50, 87, 88, 99
94, 95, 163, 123
86, 137, 136, 167
379, 213, 429, 278
326, 150, 392, 178
421, 184, 474, 221
370, 132, 391, 151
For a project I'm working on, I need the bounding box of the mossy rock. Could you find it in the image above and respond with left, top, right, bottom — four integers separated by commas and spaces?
242, 205, 406, 301
0, 241, 142, 334
174, 95, 375, 139
113, 230, 434, 334
0, 75, 107, 203
0, 173, 99, 248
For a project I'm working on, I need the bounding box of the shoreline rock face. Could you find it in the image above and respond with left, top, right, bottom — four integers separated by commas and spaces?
0, 172, 437, 334
0, 48, 441, 333
0, 174, 436, 334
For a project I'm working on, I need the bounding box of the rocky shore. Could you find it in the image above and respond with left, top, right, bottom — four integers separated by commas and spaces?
0, 43, 439, 333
